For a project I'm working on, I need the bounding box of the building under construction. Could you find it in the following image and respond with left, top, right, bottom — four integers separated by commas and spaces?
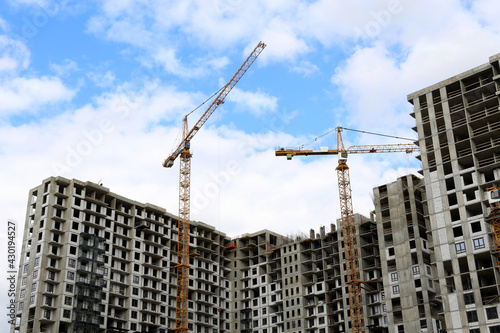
406, 52, 500, 332
10, 175, 386, 333
373, 175, 442, 332
10, 53, 500, 333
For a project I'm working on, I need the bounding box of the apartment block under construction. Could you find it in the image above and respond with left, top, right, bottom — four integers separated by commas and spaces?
406, 52, 500, 332
11, 53, 500, 333
11, 175, 385, 333
11, 177, 233, 333
373, 175, 442, 332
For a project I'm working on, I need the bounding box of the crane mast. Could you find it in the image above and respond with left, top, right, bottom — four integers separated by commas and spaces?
163, 41, 266, 333
338, 164, 364, 330
175, 117, 192, 333
336, 128, 364, 333
276, 126, 419, 333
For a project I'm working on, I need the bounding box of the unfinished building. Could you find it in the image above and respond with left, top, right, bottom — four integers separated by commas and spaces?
210, 213, 386, 333
11, 176, 387, 333
373, 174, 442, 332
11, 176, 233, 333
408, 52, 500, 332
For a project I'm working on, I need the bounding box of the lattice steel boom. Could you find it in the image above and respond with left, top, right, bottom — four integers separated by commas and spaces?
163, 41, 266, 333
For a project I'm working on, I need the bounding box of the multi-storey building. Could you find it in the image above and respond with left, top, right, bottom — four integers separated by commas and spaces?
356, 214, 386, 331
12, 176, 388, 333
227, 230, 288, 333
11, 176, 232, 333
373, 174, 442, 332
408, 52, 500, 332
226, 214, 386, 333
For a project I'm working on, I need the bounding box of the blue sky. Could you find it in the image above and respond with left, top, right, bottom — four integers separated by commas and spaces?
1, 1, 500, 325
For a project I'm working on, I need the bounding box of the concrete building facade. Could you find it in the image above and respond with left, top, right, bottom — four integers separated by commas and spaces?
217, 214, 387, 333
373, 174, 442, 332
408, 53, 500, 332
12, 176, 388, 333
11, 176, 232, 333
352, 214, 387, 332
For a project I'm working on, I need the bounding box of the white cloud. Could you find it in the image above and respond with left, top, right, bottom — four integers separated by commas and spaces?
85, 0, 459, 72
400, 15, 500, 87
207, 56, 230, 71
50, 59, 79, 77
0, 26, 75, 116
0, 76, 75, 114
153, 47, 205, 78
332, 45, 412, 134
84, 0, 500, 74
86, 13, 154, 49
87, 70, 116, 88
226, 87, 278, 116
83, 1, 312, 69
291, 60, 319, 76
0, 56, 17, 72
80, 84, 201, 135
7, 0, 49, 6
0, 35, 30, 73
470, 0, 500, 32
149, 49, 230, 78
258, 18, 310, 63
331, 0, 500, 137
152, 1, 265, 48
300, 1, 391, 43
0, 17, 8, 32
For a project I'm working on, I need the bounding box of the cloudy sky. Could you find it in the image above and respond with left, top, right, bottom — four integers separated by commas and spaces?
1, 0, 500, 321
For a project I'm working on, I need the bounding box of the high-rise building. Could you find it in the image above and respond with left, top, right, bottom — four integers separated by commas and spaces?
373, 174, 442, 332
407, 52, 500, 332
353, 214, 386, 331
12, 177, 388, 333
11, 176, 232, 333
225, 229, 289, 333
225, 214, 386, 333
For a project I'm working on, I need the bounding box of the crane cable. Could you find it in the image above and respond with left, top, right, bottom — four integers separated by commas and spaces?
300, 127, 337, 148
340, 126, 415, 141
185, 84, 226, 118
170, 85, 227, 154
300, 126, 415, 148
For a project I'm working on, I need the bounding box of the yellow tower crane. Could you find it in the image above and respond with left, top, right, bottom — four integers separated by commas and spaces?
163, 41, 266, 333
276, 126, 420, 333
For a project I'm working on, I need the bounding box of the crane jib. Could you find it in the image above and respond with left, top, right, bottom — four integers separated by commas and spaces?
163, 41, 266, 168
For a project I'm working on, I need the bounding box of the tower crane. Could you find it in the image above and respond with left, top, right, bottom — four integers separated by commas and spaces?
163, 41, 266, 333
276, 126, 419, 333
